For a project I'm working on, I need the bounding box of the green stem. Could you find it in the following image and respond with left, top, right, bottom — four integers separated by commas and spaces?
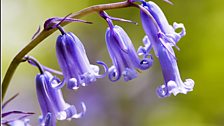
2, 1, 133, 100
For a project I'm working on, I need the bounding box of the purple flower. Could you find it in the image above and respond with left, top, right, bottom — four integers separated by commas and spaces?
105, 24, 153, 82
56, 31, 107, 89
140, 1, 194, 97
36, 71, 86, 126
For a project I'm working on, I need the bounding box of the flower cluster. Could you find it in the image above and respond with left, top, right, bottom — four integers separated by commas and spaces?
13, 1, 194, 125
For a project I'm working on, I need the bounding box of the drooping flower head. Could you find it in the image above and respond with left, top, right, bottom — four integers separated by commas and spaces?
139, 1, 194, 97
36, 71, 86, 126
100, 11, 153, 82
55, 27, 107, 90
25, 55, 86, 126
43, 16, 106, 90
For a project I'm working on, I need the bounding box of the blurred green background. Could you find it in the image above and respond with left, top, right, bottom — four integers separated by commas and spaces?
2, 0, 224, 126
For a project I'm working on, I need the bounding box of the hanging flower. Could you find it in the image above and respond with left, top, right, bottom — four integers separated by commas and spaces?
56, 27, 107, 89
100, 11, 153, 82
140, 1, 194, 97
36, 71, 86, 126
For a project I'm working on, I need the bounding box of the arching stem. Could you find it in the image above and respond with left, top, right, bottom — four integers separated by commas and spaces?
2, 1, 133, 100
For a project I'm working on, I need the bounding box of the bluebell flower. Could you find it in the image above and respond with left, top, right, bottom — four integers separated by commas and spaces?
56, 29, 107, 89
36, 71, 86, 126
140, 1, 194, 97
105, 20, 153, 82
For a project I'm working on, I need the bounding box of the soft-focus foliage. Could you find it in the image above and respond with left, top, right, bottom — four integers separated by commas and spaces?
2, 0, 224, 125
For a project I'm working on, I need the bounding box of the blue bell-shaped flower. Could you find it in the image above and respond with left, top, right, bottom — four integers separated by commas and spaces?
36, 71, 86, 126
140, 1, 194, 97
56, 28, 107, 89
100, 11, 153, 82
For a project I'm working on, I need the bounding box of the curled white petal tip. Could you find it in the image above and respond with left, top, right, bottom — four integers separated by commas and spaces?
81, 82, 87, 87
173, 22, 186, 37
73, 87, 79, 90
56, 111, 67, 120
71, 102, 86, 119
184, 79, 195, 88
122, 68, 138, 81
156, 85, 170, 98
68, 78, 80, 90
